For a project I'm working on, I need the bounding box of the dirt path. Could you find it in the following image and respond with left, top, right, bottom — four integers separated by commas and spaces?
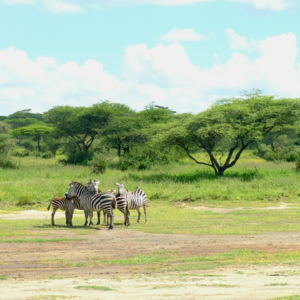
0, 210, 67, 221
1, 210, 300, 299
1, 266, 300, 300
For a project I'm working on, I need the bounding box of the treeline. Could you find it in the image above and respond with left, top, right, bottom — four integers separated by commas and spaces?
1, 90, 300, 176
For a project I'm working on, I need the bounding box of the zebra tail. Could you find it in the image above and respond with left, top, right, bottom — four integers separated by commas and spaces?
47, 202, 52, 211
112, 198, 116, 210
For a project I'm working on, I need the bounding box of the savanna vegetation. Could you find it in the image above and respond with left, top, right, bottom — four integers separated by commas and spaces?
2, 90, 300, 299
1, 90, 300, 209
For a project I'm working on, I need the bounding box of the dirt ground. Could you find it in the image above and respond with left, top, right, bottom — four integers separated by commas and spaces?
1, 210, 300, 299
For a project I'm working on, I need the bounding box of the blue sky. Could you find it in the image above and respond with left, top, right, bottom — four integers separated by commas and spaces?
1, 0, 300, 115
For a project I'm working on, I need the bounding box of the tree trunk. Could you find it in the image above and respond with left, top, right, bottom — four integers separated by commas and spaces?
37, 136, 41, 152
118, 142, 121, 157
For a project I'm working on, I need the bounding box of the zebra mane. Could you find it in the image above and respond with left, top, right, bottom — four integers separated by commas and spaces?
71, 181, 86, 188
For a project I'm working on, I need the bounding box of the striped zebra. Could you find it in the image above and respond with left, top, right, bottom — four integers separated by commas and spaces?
66, 181, 116, 229
115, 182, 147, 226
47, 180, 100, 226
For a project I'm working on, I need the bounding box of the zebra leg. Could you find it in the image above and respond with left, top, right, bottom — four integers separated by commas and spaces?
83, 209, 89, 226
108, 210, 114, 230
126, 212, 130, 226
103, 212, 107, 225
96, 211, 100, 225
136, 207, 141, 224
65, 211, 68, 225
68, 209, 74, 227
89, 210, 94, 226
143, 205, 148, 224
51, 208, 58, 226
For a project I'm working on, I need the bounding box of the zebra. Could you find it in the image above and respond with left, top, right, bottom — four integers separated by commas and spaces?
47, 180, 100, 226
115, 182, 147, 225
66, 181, 116, 230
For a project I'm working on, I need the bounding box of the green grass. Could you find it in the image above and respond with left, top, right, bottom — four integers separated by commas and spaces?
23, 249, 300, 273
0, 275, 8, 280
152, 285, 175, 289
0, 217, 101, 241
270, 296, 300, 300
1, 151, 300, 210
75, 286, 115, 291
2, 201, 300, 241
125, 205, 300, 235
196, 284, 238, 288
93, 249, 300, 272
265, 283, 289, 286
45, 275, 68, 280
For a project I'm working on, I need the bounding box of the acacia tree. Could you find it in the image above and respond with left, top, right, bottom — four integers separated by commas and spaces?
11, 124, 52, 152
0, 122, 15, 168
45, 101, 133, 162
155, 92, 300, 176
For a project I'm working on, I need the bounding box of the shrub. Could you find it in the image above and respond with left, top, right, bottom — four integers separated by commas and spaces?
117, 147, 183, 171
12, 149, 31, 157
89, 153, 107, 174
41, 151, 53, 159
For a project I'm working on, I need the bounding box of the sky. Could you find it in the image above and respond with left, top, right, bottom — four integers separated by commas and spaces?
1, 0, 300, 116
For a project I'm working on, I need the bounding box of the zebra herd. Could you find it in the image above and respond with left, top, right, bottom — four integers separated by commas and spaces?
47, 180, 147, 230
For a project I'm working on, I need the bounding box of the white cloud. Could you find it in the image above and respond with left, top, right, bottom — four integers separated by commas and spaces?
236, 0, 292, 11
1, 32, 300, 116
0, 47, 120, 114
1, 0, 294, 12
1, 0, 210, 12
160, 28, 206, 43
42, 0, 84, 13
2, 0, 34, 4
225, 28, 258, 51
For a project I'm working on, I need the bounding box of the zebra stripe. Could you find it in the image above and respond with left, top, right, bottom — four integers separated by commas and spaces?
47, 180, 100, 226
115, 183, 147, 225
47, 196, 80, 226
67, 181, 116, 230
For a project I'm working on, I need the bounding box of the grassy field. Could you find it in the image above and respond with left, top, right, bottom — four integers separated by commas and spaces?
0, 151, 299, 210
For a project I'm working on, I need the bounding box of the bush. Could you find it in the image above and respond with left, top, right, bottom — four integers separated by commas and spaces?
0, 158, 18, 169
32, 151, 42, 158
41, 151, 53, 159
116, 147, 184, 171
89, 153, 107, 174
12, 149, 31, 157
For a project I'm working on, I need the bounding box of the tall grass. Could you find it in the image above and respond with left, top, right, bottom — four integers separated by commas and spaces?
0, 152, 299, 209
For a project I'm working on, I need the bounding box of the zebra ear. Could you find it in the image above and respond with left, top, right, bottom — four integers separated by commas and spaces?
115, 183, 120, 186
95, 180, 100, 184
88, 179, 93, 184
124, 181, 128, 186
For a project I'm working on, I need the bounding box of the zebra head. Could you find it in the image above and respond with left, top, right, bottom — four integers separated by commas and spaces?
86, 179, 100, 194
114, 181, 128, 195
67, 181, 78, 198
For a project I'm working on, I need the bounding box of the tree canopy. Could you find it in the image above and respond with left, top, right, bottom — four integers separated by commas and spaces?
11, 124, 53, 152
45, 101, 134, 162
154, 92, 300, 176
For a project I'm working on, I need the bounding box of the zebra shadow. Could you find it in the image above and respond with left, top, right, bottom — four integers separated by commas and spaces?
34, 222, 127, 229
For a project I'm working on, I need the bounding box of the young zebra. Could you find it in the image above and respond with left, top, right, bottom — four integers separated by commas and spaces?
115, 182, 147, 226
47, 180, 100, 226
66, 181, 116, 229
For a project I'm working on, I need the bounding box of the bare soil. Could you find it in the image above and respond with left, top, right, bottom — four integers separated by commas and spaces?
1, 210, 300, 299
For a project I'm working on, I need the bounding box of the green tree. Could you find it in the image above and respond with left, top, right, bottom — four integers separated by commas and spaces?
5, 109, 44, 122
0, 122, 15, 168
4, 118, 45, 129
155, 92, 300, 176
11, 125, 52, 152
45, 101, 133, 163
